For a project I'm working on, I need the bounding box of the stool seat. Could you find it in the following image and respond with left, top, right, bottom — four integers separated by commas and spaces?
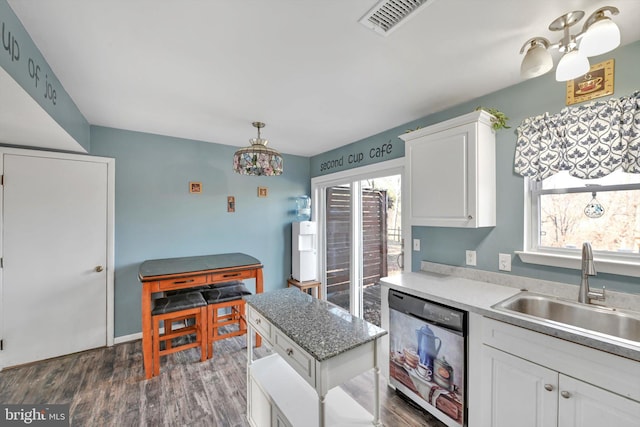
202, 283, 252, 359
152, 291, 206, 314
151, 291, 208, 376
201, 283, 252, 304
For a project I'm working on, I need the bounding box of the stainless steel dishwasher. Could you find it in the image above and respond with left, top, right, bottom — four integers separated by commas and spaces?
388, 288, 467, 427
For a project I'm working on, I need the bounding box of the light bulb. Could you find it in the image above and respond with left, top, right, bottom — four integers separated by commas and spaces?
555, 50, 590, 81
521, 43, 553, 79
580, 18, 620, 57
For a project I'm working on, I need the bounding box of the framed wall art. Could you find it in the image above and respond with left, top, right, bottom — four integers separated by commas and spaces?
566, 59, 614, 106
257, 186, 268, 198
189, 181, 202, 193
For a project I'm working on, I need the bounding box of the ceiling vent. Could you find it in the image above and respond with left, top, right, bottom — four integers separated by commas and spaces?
359, 0, 436, 36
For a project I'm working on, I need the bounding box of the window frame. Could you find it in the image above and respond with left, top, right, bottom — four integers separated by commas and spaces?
517, 176, 640, 278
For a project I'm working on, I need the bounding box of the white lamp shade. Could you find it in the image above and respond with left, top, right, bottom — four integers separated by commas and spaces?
580, 18, 620, 57
521, 44, 553, 78
555, 50, 590, 81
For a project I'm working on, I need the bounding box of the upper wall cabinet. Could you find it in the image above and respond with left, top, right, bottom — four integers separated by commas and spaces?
400, 110, 496, 228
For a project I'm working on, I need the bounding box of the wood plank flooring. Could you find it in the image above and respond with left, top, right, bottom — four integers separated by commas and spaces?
0, 335, 445, 426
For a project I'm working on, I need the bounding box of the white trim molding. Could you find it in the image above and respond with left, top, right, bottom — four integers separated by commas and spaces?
516, 250, 640, 278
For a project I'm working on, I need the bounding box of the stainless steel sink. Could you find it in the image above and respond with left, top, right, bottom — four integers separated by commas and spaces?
492, 292, 640, 343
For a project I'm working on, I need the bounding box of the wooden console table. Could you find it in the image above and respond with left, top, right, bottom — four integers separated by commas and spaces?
287, 278, 322, 299
139, 252, 263, 379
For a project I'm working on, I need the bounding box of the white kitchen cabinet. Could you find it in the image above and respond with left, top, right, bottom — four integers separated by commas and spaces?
483, 346, 557, 427
480, 318, 640, 427
558, 375, 640, 427
400, 110, 496, 227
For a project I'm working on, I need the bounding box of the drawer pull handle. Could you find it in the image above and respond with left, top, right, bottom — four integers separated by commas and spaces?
286, 348, 293, 356
560, 391, 571, 399
174, 279, 194, 284
256, 318, 261, 324
544, 384, 554, 392
223, 273, 241, 278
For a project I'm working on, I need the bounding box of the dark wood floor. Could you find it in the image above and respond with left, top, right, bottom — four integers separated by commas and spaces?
0, 334, 445, 426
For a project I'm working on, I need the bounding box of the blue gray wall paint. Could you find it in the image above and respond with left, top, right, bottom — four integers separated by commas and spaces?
90, 126, 310, 337
313, 40, 640, 294
0, 0, 90, 150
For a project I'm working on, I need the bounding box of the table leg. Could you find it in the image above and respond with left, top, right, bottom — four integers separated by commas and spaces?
142, 286, 153, 379
373, 340, 382, 426
319, 393, 326, 427
254, 268, 263, 348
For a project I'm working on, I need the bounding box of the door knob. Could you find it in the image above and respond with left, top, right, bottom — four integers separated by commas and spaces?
95, 266, 104, 272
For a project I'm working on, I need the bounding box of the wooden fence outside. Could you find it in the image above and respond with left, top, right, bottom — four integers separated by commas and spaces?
325, 186, 388, 293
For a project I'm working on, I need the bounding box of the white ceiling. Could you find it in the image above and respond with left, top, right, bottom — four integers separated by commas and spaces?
6, 0, 640, 157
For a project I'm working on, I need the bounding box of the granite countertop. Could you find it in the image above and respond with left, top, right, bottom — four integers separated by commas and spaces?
379, 271, 640, 362
245, 288, 387, 362
139, 252, 261, 279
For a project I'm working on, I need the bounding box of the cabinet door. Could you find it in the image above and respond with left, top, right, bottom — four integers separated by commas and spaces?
273, 407, 292, 427
558, 375, 640, 427
248, 375, 271, 427
407, 123, 476, 227
482, 346, 558, 427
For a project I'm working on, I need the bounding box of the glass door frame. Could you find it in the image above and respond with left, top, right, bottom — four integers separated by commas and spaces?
311, 158, 406, 316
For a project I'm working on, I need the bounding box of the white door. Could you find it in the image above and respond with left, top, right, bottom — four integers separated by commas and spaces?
558, 375, 640, 427
2, 153, 108, 367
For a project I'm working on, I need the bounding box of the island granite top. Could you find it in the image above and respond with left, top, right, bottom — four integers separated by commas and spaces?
244, 288, 387, 362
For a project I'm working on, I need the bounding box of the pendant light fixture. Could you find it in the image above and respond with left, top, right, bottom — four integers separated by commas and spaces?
519, 6, 620, 81
233, 121, 283, 176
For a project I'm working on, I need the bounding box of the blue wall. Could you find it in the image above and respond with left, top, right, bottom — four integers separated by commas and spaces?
90, 126, 310, 337
311, 40, 640, 294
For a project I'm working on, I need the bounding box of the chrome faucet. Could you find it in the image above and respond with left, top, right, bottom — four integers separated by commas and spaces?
578, 242, 605, 304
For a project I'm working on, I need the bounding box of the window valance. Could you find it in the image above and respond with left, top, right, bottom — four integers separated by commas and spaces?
514, 90, 640, 181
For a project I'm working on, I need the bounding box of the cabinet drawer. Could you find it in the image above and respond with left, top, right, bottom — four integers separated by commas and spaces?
156, 274, 209, 291
248, 308, 272, 341
273, 330, 315, 388
209, 268, 254, 283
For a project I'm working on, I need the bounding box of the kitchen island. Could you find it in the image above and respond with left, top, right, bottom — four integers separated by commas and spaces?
245, 288, 387, 427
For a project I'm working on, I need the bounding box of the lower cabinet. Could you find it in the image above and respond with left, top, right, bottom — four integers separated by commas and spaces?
482, 346, 557, 427
557, 375, 640, 427
480, 318, 640, 427
483, 346, 640, 427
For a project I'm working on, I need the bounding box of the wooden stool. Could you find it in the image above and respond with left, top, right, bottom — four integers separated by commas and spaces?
151, 291, 208, 377
287, 278, 322, 299
201, 282, 252, 359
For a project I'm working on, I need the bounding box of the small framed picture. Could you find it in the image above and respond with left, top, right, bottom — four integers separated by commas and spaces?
227, 196, 235, 212
189, 182, 202, 193
566, 59, 614, 106
257, 186, 268, 198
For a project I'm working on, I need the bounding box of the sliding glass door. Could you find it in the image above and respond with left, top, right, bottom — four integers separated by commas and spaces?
312, 160, 404, 326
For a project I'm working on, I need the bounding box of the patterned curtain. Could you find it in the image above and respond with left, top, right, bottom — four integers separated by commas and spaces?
514, 90, 640, 181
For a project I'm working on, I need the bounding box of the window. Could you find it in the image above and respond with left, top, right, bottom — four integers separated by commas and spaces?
520, 170, 640, 276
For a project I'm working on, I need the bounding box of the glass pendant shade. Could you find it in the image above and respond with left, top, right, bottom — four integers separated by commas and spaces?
233, 122, 283, 176
555, 50, 590, 81
579, 18, 620, 57
521, 43, 553, 78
